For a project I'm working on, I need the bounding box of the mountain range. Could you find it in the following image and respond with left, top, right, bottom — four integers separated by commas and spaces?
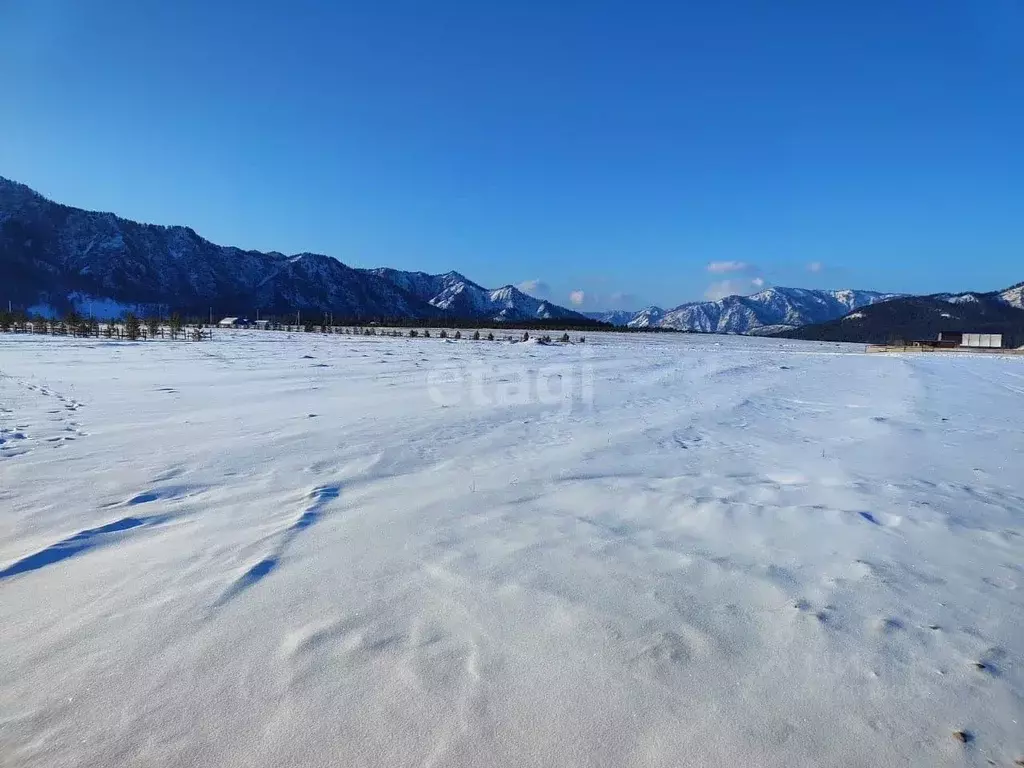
779, 283, 1024, 347
0, 177, 588, 323
587, 288, 900, 334
366, 268, 581, 322
2, 176, 1019, 339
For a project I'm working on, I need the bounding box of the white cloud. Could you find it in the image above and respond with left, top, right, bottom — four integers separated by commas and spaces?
704, 281, 742, 301
703, 260, 766, 301
608, 291, 637, 308
516, 279, 550, 297
707, 260, 752, 274
704, 278, 767, 301
564, 290, 640, 311
807, 261, 823, 273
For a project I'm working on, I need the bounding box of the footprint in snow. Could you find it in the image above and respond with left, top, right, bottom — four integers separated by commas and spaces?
876, 617, 904, 633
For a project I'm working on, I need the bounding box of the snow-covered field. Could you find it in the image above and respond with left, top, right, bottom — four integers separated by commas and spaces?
1, 331, 1022, 768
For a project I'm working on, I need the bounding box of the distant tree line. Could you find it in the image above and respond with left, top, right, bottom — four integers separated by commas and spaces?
0, 309, 208, 341
2, 305, 696, 338
185, 312, 615, 332
196, 313, 692, 334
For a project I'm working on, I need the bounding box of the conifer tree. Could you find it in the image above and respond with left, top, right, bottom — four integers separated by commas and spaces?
125, 313, 141, 341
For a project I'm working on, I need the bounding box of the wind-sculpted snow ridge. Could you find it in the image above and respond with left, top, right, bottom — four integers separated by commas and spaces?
1, 330, 1022, 767
215, 485, 341, 606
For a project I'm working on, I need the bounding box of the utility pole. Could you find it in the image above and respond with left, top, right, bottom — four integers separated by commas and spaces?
209, 307, 213, 326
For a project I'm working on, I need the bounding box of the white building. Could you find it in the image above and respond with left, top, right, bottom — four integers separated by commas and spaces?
961, 333, 1002, 349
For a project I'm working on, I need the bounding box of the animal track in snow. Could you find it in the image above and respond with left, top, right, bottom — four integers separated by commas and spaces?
2, 378, 88, 458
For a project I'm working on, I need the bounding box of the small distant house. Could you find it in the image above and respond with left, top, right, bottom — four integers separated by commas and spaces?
253, 319, 271, 330
218, 317, 240, 328
961, 333, 1002, 349
935, 332, 1003, 349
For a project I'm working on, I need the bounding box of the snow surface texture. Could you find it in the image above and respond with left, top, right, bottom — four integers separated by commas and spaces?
1, 331, 1022, 768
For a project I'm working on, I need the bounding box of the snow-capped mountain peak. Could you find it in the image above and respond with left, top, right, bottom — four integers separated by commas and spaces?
626, 306, 666, 328
999, 282, 1024, 309
365, 269, 585, 322
592, 288, 900, 334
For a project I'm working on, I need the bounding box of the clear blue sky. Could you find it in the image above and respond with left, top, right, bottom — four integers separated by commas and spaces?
2, 0, 1022, 310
